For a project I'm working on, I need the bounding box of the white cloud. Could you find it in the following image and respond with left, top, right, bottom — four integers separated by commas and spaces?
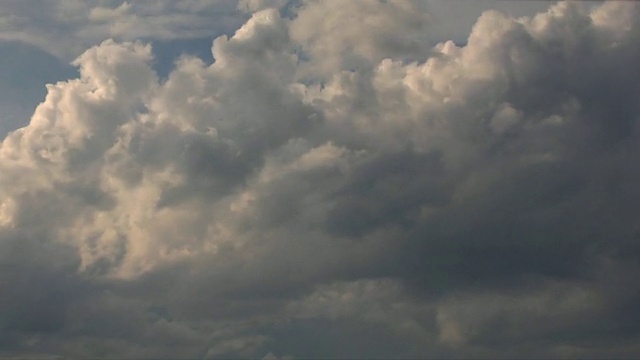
1, 1, 640, 357
290, 0, 432, 79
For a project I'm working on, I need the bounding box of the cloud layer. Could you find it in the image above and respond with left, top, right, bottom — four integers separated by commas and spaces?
1, 1, 640, 358
0, 0, 245, 59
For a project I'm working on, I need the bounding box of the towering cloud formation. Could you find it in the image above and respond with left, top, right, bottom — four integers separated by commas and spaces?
1, 1, 640, 358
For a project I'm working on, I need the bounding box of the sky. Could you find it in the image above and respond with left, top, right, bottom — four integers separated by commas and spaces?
2, 0, 640, 358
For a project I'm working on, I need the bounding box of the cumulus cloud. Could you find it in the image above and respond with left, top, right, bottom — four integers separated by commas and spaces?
289, 0, 432, 79
2, 0, 640, 358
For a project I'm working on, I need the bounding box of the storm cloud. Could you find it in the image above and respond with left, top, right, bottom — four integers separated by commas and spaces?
1, 1, 640, 358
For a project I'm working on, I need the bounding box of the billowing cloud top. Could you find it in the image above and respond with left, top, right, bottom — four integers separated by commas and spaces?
1, 1, 640, 358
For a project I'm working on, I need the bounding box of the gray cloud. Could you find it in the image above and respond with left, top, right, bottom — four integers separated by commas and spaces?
0, 0, 245, 60
1, 1, 640, 358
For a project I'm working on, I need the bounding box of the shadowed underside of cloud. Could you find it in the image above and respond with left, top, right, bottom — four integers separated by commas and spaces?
1, 1, 640, 358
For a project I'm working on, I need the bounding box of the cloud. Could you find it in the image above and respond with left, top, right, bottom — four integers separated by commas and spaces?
0, 0, 245, 60
1, 1, 640, 358
0, 41, 77, 136
289, 0, 432, 79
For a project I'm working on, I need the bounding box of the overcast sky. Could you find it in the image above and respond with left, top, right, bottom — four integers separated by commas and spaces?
1, 0, 638, 358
